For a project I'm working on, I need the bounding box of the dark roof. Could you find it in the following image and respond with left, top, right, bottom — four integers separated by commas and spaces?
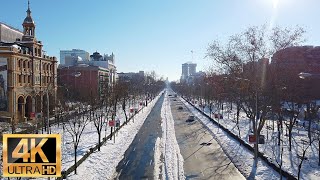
0, 22, 23, 33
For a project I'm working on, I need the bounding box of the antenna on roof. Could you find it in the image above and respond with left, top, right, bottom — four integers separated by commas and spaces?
191, 50, 194, 61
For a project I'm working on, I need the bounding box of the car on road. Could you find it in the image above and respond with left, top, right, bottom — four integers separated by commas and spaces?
187, 115, 195, 122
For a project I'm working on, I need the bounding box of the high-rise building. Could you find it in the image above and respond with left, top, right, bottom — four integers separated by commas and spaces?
60, 49, 89, 65
0, 1, 57, 123
188, 63, 197, 76
181, 62, 198, 83
181, 63, 189, 81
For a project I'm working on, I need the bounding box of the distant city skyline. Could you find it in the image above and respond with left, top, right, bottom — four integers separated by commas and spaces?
0, 0, 319, 81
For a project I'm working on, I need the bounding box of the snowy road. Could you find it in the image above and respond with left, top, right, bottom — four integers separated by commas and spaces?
114, 95, 164, 179
170, 94, 245, 180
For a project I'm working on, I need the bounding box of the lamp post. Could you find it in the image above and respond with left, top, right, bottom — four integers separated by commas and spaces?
298, 72, 320, 79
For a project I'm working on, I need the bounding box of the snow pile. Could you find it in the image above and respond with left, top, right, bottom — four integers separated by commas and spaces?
67, 93, 162, 180
153, 137, 165, 180
161, 93, 185, 180
181, 97, 283, 180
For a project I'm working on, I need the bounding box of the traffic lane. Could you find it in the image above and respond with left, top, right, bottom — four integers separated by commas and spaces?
170, 97, 245, 180
115, 95, 164, 180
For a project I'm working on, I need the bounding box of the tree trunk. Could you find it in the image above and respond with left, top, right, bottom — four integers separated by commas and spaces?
98, 133, 101, 151
306, 103, 312, 145
288, 128, 292, 151
278, 116, 283, 146
122, 98, 128, 122
74, 146, 77, 174
236, 105, 240, 124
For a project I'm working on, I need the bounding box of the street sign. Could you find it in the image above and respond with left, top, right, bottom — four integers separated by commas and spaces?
30, 112, 35, 118
249, 134, 256, 143
258, 135, 265, 144
130, 108, 134, 113
109, 120, 115, 127
116, 120, 120, 127
36, 113, 42, 119
139, 102, 143, 106
214, 114, 219, 119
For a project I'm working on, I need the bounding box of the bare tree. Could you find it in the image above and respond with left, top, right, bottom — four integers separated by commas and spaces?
296, 139, 314, 180
206, 25, 306, 160
64, 108, 90, 174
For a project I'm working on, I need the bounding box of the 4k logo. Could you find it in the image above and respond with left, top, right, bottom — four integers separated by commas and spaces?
3, 134, 61, 177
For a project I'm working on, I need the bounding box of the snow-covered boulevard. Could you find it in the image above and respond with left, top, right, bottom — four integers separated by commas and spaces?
66, 88, 247, 180
2, 89, 287, 180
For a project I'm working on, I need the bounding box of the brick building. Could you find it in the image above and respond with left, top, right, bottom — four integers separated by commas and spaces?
58, 64, 109, 101
271, 46, 320, 101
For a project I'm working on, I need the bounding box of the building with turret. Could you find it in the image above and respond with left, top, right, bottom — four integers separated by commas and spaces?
0, 1, 57, 123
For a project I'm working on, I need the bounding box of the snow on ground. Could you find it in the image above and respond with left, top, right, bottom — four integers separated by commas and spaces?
154, 137, 165, 180
159, 92, 185, 180
192, 99, 320, 180
66, 93, 162, 180
0, 96, 149, 178
181, 97, 284, 180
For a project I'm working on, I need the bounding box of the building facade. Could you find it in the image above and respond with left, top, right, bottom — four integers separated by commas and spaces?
118, 71, 145, 82
58, 65, 109, 100
0, 2, 57, 123
271, 46, 320, 101
60, 49, 90, 65
61, 51, 117, 85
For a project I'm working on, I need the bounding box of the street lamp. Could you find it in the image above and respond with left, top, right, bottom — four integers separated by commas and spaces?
298, 72, 320, 79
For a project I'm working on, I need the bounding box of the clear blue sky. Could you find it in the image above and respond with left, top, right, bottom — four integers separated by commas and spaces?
0, 0, 319, 81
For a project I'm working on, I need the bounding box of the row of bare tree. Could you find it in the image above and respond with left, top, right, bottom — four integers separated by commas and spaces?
56, 72, 165, 175
171, 25, 320, 179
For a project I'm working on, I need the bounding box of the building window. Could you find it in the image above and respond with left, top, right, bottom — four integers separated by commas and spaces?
18, 75, 22, 83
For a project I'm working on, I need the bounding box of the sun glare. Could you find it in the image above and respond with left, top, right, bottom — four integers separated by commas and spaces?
272, 0, 279, 9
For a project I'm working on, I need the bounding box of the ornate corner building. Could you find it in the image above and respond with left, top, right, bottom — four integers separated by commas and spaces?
0, 1, 57, 123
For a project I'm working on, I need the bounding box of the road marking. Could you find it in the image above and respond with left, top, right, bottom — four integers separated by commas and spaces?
133, 147, 136, 152
150, 159, 153, 165
125, 160, 130, 166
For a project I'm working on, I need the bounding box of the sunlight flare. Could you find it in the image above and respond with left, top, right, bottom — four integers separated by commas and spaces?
272, 0, 279, 9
